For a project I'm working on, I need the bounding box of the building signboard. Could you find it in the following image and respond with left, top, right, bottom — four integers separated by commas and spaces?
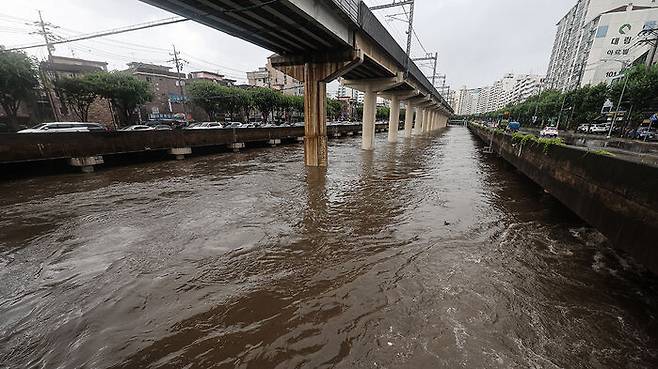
581, 7, 658, 86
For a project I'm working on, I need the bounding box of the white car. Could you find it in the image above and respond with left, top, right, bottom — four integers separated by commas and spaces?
589, 124, 609, 134
224, 122, 243, 129
122, 125, 154, 131
18, 122, 107, 133
188, 122, 224, 130
540, 126, 559, 138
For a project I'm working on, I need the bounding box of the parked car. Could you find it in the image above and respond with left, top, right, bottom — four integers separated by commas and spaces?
224, 122, 243, 129
577, 124, 591, 133
18, 122, 107, 133
507, 121, 520, 132
637, 127, 657, 141
188, 122, 224, 130
121, 125, 154, 131
540, 126, 559, 138
589, 124, 609, 134
154, 125, 173, 130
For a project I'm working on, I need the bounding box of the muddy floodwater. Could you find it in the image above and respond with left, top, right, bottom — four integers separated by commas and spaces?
1, 127, 657, 368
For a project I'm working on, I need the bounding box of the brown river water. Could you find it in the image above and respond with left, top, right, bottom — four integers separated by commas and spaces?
1, 127, 657, 368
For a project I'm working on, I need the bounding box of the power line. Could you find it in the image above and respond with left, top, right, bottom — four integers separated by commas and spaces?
3, 17, 189, 51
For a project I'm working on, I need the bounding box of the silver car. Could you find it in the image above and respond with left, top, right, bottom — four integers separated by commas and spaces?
18, 122, 107, 133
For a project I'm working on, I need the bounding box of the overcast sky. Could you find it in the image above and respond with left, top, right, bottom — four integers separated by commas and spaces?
1, 0, 576, 92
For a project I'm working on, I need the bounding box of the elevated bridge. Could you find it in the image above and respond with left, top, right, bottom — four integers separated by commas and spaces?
140, 0, 453, 166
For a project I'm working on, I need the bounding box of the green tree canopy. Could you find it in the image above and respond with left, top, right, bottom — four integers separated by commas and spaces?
88, 72, 152, 126
186, 80, 223, 120
327, 98, 342, 120
0, 50, 38, 130
55, 75, 99, 122
249, 87, 282, 122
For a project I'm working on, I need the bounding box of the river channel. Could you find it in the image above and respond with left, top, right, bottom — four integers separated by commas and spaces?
1, 127, 657, 368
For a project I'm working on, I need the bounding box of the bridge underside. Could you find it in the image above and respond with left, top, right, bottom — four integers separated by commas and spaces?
140, 0, 453, 166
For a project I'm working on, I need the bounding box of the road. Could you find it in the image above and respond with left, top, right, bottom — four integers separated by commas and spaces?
1, 127, 657, 368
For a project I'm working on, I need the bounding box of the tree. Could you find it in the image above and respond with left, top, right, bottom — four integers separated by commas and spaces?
376, 106, 390, 121
88, 72, 152, 126
55, 76, 99, 122
327, 98, 342, 120
0, 50, 38, 131
187, 80, 222, 120
228, 87, 252, 122
249, 87, 281, 122
610, 64, 658, 126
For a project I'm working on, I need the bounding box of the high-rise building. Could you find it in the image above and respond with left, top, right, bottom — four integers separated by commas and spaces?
546, 0, 658, 91
509, 74, 545, 104
455, 73, 545, 115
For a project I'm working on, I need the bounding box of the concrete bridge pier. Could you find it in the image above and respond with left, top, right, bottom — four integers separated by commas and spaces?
404, 101, 414, 138
422, 108, 432, 133
362, 89, 377, 150
415, 107, 424, 135
271, 51, 364, 166
381, 91, 419, 143
342, 74, 405, 151
387, 95, 400, 143
431, 111, 437, 131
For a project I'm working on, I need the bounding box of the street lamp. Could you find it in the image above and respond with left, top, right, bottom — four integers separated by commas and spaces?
602, 58, 631, 139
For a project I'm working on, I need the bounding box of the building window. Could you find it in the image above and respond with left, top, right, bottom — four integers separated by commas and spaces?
596, 25, 608, 38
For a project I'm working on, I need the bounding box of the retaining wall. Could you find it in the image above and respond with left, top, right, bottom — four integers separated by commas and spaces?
469, 123, 658, 274
0, 124, 384, 163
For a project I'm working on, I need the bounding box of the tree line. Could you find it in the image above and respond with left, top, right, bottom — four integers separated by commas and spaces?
465, 64, 658, 131
0, 49, 152, 130
186, 80, 347, 123
0, 49, 351, 131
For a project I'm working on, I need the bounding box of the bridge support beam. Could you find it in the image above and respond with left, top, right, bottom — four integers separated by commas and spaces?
362, 89, 377, 150
404, 101, 414, 138
387, 95, 400, 143
428, 110, 436, 132
415, 107, 424, 134
342, 73, 405, 151
271, 51, 363, 166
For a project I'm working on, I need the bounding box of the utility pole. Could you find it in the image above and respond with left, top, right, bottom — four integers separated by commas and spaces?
31, 11, 60, 121
168, 45, 189, 117
412, 52, 440, 85
370, 0, 415, 58
602, 59, 631, 139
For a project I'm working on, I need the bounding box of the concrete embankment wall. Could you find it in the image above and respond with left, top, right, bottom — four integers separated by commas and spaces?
0, 124, 387, 164
469, 123, 658, 274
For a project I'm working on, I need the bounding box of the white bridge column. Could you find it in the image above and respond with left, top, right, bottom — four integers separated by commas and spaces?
415, 107, 424, 134
362, 89, 377, 150
422, 110, 428, 133
387, 95, 400, 143
404, 101, 414, 138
